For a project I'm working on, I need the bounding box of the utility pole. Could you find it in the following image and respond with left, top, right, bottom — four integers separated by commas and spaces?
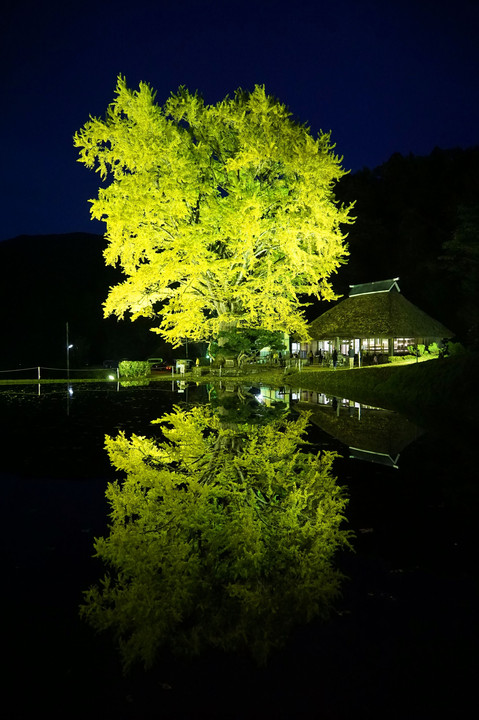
66, 321, 70, 380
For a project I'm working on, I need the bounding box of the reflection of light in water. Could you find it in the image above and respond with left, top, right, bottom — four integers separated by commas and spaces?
66, 385, 74, 417
256, 386, 290, 407
297, 388, 377, 412
176, 380, 188, 395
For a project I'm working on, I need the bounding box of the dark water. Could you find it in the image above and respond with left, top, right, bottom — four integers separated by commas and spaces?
1, 382, 476, 719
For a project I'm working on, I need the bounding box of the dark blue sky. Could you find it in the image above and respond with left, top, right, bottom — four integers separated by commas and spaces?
1, 0, 478, 242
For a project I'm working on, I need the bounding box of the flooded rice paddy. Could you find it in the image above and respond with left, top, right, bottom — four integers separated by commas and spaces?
1, 381, 476, 719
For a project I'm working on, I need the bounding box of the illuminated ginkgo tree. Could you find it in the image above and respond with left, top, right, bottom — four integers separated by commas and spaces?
74, 77, 354, 345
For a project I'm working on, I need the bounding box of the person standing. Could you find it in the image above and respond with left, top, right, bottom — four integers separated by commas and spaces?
332, 348, 338, 369
348, 346, 355, 369
307, 349, 314, 365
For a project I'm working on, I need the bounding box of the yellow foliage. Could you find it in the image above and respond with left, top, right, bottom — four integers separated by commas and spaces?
74, 77, 354, 345
82, 404, 352, 668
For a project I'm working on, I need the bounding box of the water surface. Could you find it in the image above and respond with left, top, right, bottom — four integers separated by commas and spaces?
1, 381, 475, 718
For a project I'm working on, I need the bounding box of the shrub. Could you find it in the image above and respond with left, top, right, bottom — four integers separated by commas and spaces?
407, 344, 426, 357
447, 341, 467, 356
118, 361, 151, 378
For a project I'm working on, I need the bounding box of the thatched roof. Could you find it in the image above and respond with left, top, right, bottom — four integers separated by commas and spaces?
310, 289, 453, 339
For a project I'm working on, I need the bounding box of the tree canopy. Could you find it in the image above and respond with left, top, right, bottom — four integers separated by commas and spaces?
74, 77, 354, 345
440, 204, 479, 347
208, 327, 287, 364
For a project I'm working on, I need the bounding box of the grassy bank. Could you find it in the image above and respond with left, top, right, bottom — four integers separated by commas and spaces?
283, 354, 478, 428
184, 354, 477, 429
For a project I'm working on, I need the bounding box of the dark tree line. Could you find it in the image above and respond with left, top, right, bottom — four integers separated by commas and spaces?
328, 146, 479, 347
0, 233, 170, 369
1, 146, 477, 369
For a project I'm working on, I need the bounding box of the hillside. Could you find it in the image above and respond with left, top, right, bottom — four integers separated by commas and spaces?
330, 146, 479, 347
1, 148, 477, 369
0, 233, 164, 369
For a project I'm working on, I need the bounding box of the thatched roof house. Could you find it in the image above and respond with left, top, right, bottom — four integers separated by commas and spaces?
308, 278, 452, 359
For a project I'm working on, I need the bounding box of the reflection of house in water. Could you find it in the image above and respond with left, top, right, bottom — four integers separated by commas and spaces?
254, 385, 292, 408
216, 383, 292, 408
294, 389, 422, 468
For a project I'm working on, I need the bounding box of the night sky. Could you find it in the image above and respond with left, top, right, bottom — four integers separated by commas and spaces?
1, 0, 478, 243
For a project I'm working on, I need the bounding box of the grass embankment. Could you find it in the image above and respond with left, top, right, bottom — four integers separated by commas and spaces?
0, 377, 113, 385
285, 354, 478, 428
185, 354, 476, 429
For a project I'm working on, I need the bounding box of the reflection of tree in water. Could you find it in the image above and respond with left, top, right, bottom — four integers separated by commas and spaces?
81, 393, 352, 669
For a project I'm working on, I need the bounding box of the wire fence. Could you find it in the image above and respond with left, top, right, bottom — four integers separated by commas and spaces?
0, 366, 118, 381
